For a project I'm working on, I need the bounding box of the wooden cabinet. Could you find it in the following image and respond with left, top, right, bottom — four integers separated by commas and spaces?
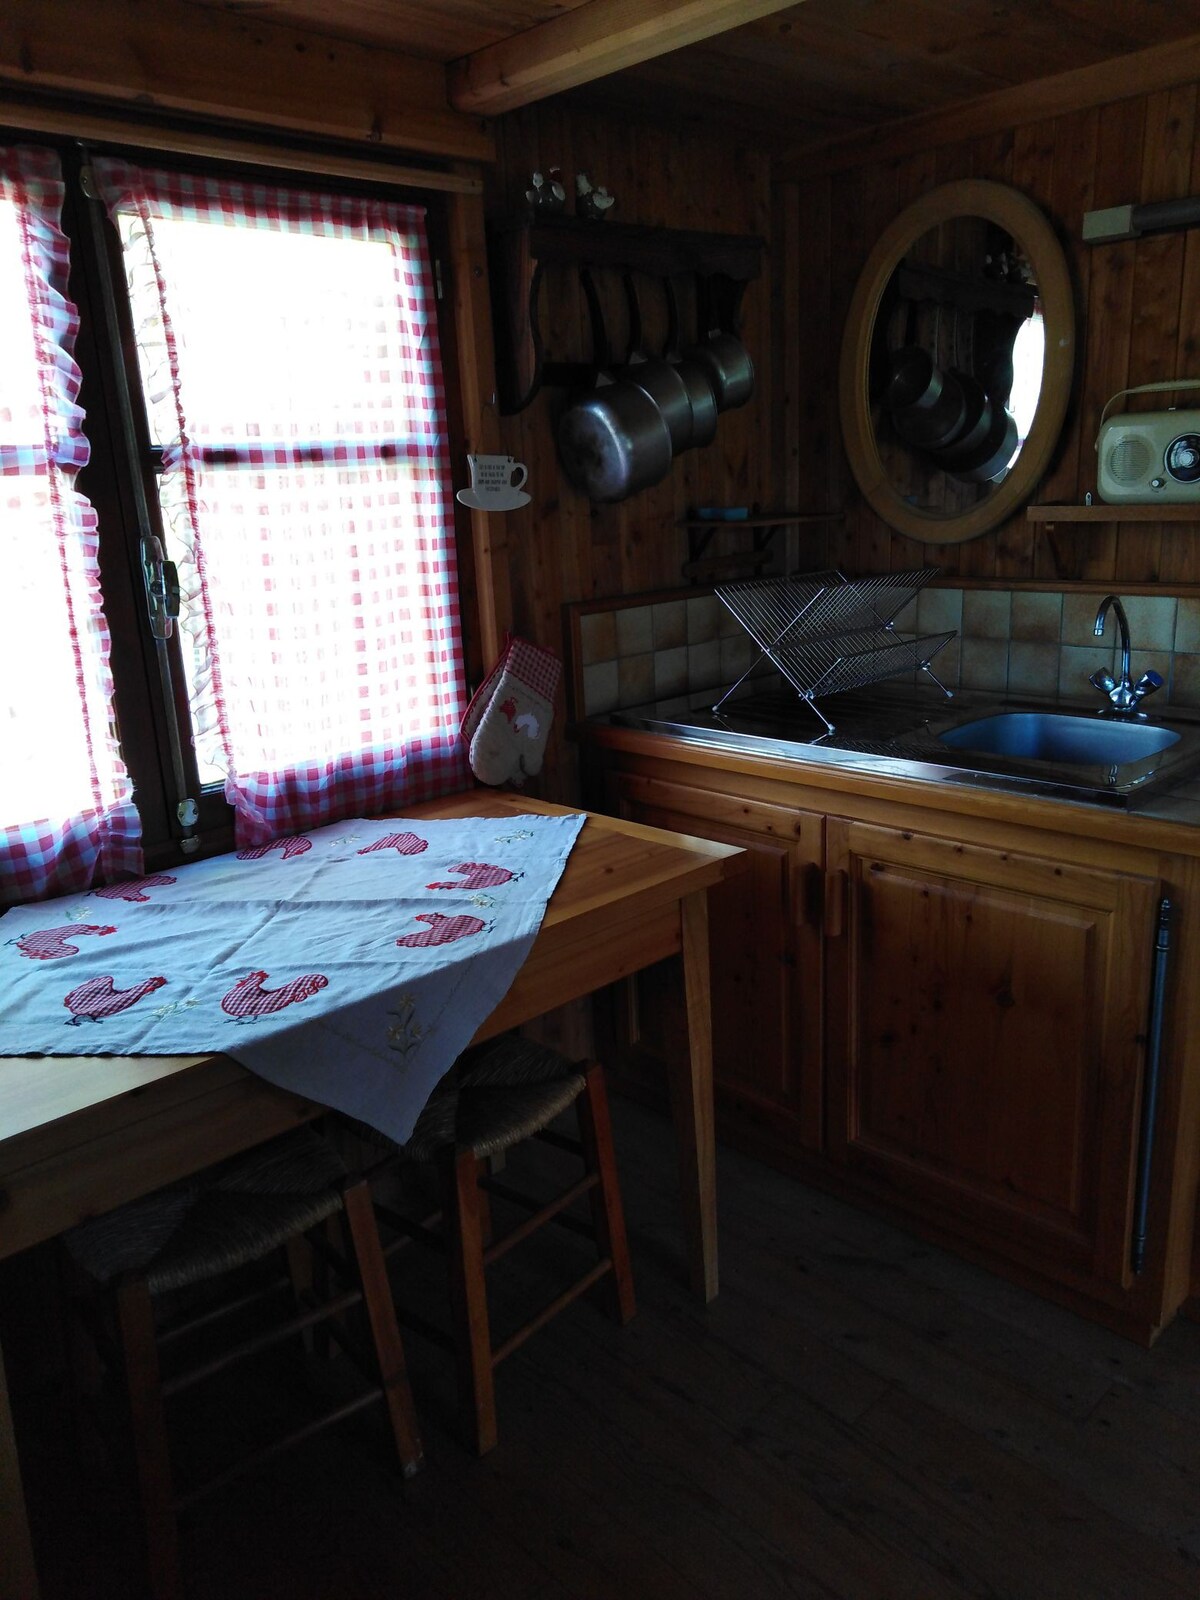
588, 739, 1194, 1338
823, 818, 1160, 1289
605, 770, 824, 1152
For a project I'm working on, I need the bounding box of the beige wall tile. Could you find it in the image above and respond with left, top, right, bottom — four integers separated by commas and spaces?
959, 638, 1009, 690
1120, 595, 1177, 653
580, 611, 617, 666
1171, 653, 1200, 707
924, 638, 959, 688
915, 586, 963, 636
1175, 597, 1200, 653
720, 633, 755, 682
615, 605, 652, 657
583, 660, 619, 716
1010, 591, 1062, 643
688, 640, 723, 688
653, 645, 688, 699
1008, 642, 1059, 696
686, 594, 724, 643
1059, 644, 1116, 700
618, 652, 655, 706
1062, 593, 1105, 647
652, 600, 687, 650
962, 590, 1012, 640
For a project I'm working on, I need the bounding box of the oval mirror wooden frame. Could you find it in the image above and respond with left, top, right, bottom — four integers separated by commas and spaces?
838, 179, 1075, 545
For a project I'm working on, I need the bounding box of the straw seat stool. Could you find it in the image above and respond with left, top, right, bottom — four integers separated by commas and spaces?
371, 1034, 636, 1456
62, 1125, 423, 1600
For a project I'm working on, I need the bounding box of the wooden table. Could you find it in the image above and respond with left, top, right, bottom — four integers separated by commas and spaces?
0, 792, 743, 1599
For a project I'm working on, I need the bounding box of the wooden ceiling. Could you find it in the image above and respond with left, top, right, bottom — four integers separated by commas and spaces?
195, 0, 1200, 150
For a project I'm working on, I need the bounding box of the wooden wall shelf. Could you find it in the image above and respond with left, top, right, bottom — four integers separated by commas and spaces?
1028, 503, 1200, 523
488, 215, 764, 414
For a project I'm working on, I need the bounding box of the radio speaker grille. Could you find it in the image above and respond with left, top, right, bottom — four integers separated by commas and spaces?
1106, 435, 1153, 484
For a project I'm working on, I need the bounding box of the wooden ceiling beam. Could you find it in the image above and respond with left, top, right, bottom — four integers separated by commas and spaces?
2, 0, 494, 165
446, 0, 807, 116
776, 30, 1200, 179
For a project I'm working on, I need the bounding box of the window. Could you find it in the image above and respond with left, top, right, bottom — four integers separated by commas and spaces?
1, 141, 469, 902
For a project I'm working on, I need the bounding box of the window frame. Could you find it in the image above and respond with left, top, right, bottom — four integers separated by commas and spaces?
2, 128, 477, 871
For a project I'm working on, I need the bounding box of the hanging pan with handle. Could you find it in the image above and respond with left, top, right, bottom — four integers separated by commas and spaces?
615, 272, 695, 453
556, 268, 673, 503
662, 275, 718, 450
684, 271, 755, 412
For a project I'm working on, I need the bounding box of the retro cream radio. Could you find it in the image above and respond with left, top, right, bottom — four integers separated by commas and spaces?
1096, 379, 1200, 502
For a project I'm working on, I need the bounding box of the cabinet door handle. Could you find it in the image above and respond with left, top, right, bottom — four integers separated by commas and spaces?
824, 869, 847, 938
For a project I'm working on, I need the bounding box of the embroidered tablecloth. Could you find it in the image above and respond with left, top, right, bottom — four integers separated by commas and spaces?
0, 812, 585, 1145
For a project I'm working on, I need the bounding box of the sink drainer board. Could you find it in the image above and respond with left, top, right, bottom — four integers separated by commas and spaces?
714, 568, 955, 734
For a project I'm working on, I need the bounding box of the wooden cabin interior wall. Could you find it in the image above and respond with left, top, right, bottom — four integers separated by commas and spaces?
481, 104, 776, 800
779, 83, 1200, 589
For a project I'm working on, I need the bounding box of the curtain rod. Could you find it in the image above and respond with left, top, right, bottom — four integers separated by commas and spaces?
0, 95, 483, 196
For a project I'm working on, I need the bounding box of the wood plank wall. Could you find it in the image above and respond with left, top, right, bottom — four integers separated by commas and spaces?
777, 85, 1200, 589
483, 105, 775, 800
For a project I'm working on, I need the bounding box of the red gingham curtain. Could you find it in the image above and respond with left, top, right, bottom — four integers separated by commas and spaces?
0, 146, 142, 905
93, 159, 469, 847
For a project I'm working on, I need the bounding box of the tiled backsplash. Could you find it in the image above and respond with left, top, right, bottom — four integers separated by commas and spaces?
576, 584, 1200, 719
913, 588, 1200, 707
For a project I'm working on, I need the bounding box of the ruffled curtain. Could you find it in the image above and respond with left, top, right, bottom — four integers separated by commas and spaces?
0, 146, 141, 905
92, 159, 469, 847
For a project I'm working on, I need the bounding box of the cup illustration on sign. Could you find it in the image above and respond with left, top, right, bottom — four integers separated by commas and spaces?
457, 454, 531, 511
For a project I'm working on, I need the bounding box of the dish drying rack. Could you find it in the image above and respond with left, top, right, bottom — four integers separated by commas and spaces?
713, 568, 955, 735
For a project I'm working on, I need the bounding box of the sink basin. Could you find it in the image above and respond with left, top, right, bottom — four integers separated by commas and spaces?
938, 712, 1180, 765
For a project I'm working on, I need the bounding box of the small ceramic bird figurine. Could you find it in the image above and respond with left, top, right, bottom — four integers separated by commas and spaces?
575, 172, 615, 221
525, 169, 567, 213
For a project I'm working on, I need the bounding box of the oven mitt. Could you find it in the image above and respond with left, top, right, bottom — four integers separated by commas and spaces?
464, 635, 561, 786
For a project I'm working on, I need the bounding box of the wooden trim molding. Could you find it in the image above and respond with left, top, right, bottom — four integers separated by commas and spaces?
0, 94, 483, 194
779, 32, 1200, 180
3, 0, 493, 165
447, 0, 805, 116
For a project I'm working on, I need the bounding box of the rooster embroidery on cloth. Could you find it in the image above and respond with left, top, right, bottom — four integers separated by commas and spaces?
395, 913, 487, 949
63, 975, 167, 1024
425, 862, 520, 892
12, 924, 117, 961
93, 875, 177, 902
236, 837, 312, 861
357, 833, 428, 856
221, 971, 330, 1020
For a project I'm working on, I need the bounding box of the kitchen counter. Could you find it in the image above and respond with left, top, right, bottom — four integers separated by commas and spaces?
586, 677, 1200, 856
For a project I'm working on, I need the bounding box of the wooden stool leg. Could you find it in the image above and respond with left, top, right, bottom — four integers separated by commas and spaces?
440, 1148, 497, 1455
577, 1066, 636, 1325
115, 1277, 180, 1600
341, 1180, 424, 1478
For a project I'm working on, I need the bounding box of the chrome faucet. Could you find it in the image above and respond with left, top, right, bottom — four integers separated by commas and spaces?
1091, 595, 1163, 717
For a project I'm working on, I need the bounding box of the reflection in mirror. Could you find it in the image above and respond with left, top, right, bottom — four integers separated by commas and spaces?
870, 216, 1045, 518
838, 180, 1074, 546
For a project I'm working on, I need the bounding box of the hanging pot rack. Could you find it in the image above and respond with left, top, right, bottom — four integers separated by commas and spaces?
487, 214, 763, 415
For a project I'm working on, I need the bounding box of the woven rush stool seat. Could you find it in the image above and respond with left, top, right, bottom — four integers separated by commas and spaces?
64, 1126, 423, 1600
373, 1034, 635, 1455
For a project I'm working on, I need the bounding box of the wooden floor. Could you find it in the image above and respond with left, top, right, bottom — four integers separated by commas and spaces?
11, 1094, 1200, 1600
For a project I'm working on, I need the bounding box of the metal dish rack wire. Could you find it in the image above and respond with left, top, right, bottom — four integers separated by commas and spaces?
713, 568, 955, 735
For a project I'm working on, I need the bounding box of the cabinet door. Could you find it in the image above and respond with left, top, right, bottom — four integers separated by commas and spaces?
824, 818, 1160, 1286
608, 773, 824, 1150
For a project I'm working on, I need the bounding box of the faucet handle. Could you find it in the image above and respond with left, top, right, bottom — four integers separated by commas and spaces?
1134, 669, 1164, 700
1090, 668, 1116, 694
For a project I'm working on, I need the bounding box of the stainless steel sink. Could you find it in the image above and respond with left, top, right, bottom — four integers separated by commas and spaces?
938, 712, 1181, 766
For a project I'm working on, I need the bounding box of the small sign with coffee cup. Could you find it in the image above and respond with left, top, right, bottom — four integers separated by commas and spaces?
457, 454, 531, 512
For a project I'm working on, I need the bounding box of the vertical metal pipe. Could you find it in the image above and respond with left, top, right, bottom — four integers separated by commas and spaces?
1131, 898, 1172, 1276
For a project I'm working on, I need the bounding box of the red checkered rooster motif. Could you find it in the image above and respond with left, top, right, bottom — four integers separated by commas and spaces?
63, 975, 167, 1025
221, 970, 329, 1019
12, 924, 117, 961
357, 833, 428, 856
93, 875, 177, 902
395, 913, 486, 948
236, 837, 312, 861
425, 862, 519, 891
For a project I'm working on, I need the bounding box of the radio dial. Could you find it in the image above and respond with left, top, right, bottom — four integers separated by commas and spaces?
1165, 433, 1200, 483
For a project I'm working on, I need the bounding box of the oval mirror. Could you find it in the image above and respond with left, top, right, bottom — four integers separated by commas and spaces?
838, 180, 1074, 544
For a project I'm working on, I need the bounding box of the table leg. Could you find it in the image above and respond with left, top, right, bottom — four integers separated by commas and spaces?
0, 1334, 39, 1600
664, 888, 718, 1302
